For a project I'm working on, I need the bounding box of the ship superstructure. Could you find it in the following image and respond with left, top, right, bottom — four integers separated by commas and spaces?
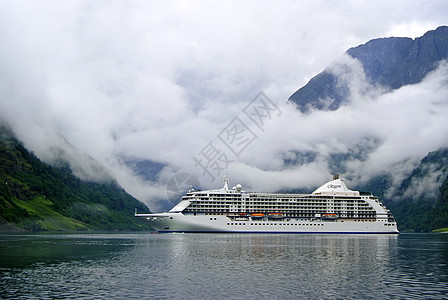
135, 175, 399, 233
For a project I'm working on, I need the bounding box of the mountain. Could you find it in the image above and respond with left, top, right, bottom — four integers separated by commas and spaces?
359, 148, 448, 232
287, 26, 448, 232
289, 26, 448, 112
0, 126, 152, 232
121, 158, 165, 182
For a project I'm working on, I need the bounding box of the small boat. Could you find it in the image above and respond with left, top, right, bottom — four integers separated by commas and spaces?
251, 213, 265, 219
268, 213, 284, 219
322, 213, 338, 220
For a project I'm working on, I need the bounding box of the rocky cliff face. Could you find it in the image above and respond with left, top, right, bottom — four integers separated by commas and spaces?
289, 26, 448, 112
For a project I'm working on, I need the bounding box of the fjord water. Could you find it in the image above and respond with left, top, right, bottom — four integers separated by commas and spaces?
1, 233, 447, 299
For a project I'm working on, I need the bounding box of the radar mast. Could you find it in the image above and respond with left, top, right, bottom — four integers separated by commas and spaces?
221, 175, 229, 191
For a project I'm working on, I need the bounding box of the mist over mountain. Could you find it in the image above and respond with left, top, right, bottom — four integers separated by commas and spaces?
0, 125, 151, 231
289, 26, 448, 112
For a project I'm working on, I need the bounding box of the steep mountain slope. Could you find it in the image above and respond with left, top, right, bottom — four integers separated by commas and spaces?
289, 26, 448, 112
0, 126, 151, 231
359, 148, 448, 232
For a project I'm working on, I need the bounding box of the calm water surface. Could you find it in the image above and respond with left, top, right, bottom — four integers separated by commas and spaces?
1, 233, 447, 299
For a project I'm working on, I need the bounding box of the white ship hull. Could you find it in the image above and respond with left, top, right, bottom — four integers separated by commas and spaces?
140, 213, 399, 234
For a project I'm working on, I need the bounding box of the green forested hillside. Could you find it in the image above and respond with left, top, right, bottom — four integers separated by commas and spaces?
384, 195, 448, 233
390, 150, 448, 232
0, 127, 151, 232
364, 149, 448, 233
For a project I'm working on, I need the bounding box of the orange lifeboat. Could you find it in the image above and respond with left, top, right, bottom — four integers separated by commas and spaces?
322, 213, 338, 220
251, 213, 265, 219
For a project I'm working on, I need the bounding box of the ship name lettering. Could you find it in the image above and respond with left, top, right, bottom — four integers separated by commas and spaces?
327, 184, 342, 189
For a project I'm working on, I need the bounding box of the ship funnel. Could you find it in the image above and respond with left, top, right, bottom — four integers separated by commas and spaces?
333, 174, 339, 180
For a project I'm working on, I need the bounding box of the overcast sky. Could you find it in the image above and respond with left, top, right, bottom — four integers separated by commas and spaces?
1, 0, 447, 211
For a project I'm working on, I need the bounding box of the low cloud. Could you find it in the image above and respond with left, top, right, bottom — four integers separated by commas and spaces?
219, 59, 448, 201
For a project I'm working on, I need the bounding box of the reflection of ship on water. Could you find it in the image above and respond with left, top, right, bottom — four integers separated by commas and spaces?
136, 175, 399, 234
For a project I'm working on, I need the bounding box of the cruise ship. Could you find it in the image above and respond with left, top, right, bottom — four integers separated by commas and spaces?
135, 175, 399, 234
